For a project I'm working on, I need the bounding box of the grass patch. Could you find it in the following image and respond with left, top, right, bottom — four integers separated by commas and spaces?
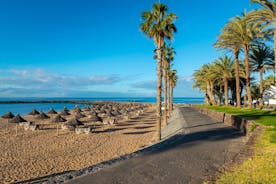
216, 130, 276, 184
197, 105, 276, 143
196, 105, 276, 183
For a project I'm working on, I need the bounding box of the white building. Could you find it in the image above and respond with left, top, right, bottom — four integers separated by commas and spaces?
263, 85, 276, 105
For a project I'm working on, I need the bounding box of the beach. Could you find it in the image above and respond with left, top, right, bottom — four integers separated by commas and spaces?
0, 104, 157, 183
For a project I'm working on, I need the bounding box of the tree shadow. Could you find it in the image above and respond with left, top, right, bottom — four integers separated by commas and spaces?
147, 127, 244, 155
133, 126, 154, 129
123, 131, 153, 135
93, 127, 127, 133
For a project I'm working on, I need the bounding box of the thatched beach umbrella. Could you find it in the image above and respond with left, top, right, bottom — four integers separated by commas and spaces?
52, 114, 67, 123
36, 111, 50, 120
75, 111, 86, 119
10, 114, 27, 123
66, 118, 84, 126
88, 112, 102, 122
82, 105, 90, 111
107, 111, 116, 117
47, 108, 57, 114
59, 109, 70, 116
2, 111, 15, 119
63, 106, 69, 112
73, 105, 81, 112
28, 109, 40, 116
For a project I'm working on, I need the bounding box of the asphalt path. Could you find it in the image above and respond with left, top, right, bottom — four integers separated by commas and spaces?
66, 107, 245, 184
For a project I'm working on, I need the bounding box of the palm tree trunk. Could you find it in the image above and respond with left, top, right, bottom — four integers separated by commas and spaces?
207, 81, 216, 105
169, 81, 173, 114
163, 66, 168, 125
167, 77, 171, 116
244, 45, 252, 107
234, 49, 241, 108
156, 37, 163, 141
260, 68, 264, 97
224, 77, 229, 106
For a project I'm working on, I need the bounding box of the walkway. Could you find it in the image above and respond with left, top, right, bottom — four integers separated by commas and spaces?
66, 107, 245, 184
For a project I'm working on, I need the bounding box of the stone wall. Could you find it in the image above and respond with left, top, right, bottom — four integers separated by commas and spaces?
192, 106, 256, 136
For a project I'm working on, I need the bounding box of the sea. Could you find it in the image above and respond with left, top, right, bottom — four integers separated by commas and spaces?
0, 97, 204, 115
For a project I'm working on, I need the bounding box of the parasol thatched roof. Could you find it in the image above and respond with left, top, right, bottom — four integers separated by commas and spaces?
1, 111, 15, 119
82, 105, 90, 111
63, 106, 69, 112
73, 105, 81, 112
52, 114, 67, 123
59, 109, 70, 116
10, 114, 27, 123
36, 111, 50, 119
47, 108, 57, 114
88, 112, 102, 122
75, 111, 86, 119
66, 118, 84, 126
28, 109, 40, 116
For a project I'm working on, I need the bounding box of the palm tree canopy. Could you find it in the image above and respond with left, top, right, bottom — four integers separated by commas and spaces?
212, 56, 235, 80
250, 44, 275, 72
140, 3, 177, 46
169, 69, 178, 87
251, 0, 276, 26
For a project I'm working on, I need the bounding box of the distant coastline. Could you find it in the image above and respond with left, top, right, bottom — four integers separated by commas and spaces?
0, 97, 204, 115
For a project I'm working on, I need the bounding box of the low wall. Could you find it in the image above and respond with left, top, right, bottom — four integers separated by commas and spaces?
192, 106, 256, 136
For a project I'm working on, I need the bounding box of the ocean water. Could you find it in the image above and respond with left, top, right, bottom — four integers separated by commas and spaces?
0, 97, 204, 115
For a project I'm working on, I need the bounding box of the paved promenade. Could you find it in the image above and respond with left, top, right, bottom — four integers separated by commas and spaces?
67, 107, 245, 184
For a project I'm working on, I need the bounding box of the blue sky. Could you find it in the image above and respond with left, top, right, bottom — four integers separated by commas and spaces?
0, 0, 260, 97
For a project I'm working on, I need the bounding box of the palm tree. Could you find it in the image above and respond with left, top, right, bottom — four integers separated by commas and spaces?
250, 0, 276, 83
163, 45, 176, 122
226, 13, 262, 107
168, 69, 178, 113
250, 44, 274, 97
212, 56, 235, 106
140, 3, 177, 140
193, 64, 218, 105
214, 22, 242, 107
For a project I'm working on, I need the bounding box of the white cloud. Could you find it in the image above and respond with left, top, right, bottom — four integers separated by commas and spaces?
0, 69, 121, 89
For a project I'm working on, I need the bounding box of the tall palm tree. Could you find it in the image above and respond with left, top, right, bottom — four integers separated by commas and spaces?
168, 69, 178, 113
226, 13, 262, 107
250, 0, 276, 82
250, 44, 274, 97
163, 45, 176, 122
212, 56, 235, 106
214, 22, 242, 107
140, 3, 177, 140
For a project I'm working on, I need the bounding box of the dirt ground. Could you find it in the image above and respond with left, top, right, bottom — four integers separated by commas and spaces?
0, 106, 157, 183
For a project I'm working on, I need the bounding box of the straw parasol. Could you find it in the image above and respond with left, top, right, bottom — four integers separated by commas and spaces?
59, 109, 70, 116
63, 106, 69, 112
75, 111, 86, 119
2, 112, 15, 119
36, 111, 50, 120
88, 112, 102, 122
66, 117, 84, 126
52, 114, 67, 123
47, 108, 57, 114
10, 114, 27, 123
73, 105, 81, 112
28, 109, 40, 116
82, 105, 90, 111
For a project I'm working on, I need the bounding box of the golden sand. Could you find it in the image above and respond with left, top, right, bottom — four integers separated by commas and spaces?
0, 106, 157, 183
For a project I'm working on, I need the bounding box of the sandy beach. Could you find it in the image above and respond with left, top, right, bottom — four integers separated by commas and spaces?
0, 104, 157, 183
